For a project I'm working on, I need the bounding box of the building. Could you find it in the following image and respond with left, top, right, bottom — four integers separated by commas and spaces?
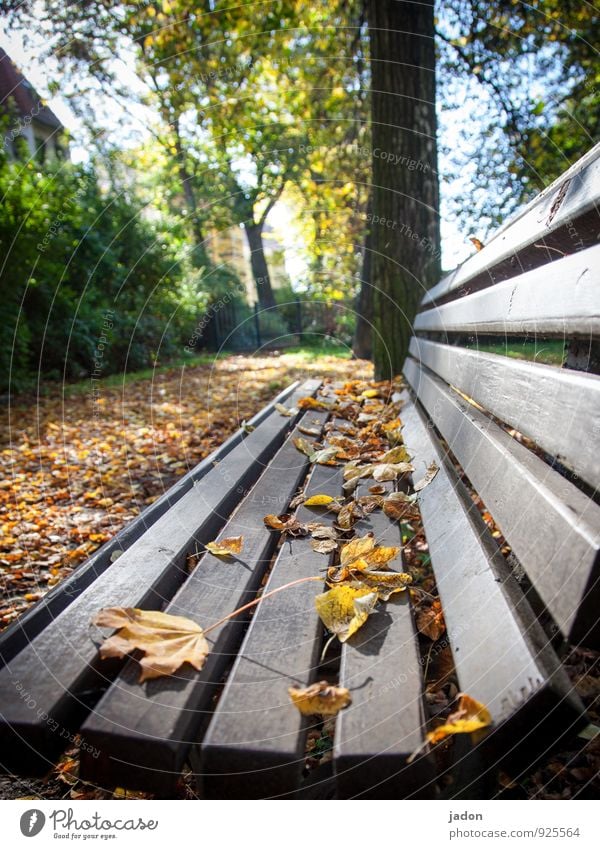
0, 46, 68, 161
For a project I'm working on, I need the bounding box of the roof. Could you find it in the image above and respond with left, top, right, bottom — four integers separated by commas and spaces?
0, 46, 63, 130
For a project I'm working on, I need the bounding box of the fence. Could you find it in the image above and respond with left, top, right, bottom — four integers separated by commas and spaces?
196, 298, 355, 353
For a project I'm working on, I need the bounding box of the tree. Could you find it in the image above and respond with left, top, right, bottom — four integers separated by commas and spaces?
367, 0, 441, 379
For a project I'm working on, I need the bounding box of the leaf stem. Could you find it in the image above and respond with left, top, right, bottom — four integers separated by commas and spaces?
203, 576, 324, 635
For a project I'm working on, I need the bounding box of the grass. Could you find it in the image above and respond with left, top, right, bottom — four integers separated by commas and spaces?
463, 339, 565, 366
50, 343, 352, 398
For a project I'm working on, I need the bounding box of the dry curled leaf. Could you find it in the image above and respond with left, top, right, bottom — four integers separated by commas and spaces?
274, 403, 293, 417
93, 608, 209, 682
383, 491, 420, 522
413, 462, 439, 492
304, 494, 337, 507
379, 445, 411, 464
311, 447, 339, 465
427, 693, 492, 744
416, 600, 446, 640
315, 585, 378, 642
206, 536, 244, 556
298, 396, 327, 410
297, 424, 321, 438
288, 681, 352, 716
340, 534, 375, 566
364, 545, 401, 568
352, 570, 412, 601
294, 437, 315, 457
312, 537, 338, 555
372, 461, 414, 482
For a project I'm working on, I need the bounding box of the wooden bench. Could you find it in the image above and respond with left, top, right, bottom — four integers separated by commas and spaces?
1, 146, 599, 799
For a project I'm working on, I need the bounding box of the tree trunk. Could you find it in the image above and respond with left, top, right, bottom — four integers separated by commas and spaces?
173, 128, 205, 251
244, 221, 277, 310
367, 0, 441, 380
353, 198, 374, 360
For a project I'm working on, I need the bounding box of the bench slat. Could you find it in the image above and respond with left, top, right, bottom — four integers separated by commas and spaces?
199, 460, 344, 799
79, 408, 330, 794
0, 379, 321, 773
400, 396, 585, 773
334, 482, 434, 799
0, 381, 302, 668
404, 358, 600, 647
408, 338, 600, 491
421, 142, 600, 308
415, 243, 600, 336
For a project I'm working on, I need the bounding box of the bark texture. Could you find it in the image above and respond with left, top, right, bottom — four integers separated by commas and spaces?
367, 0, 441, 379
245, 221, 277, 310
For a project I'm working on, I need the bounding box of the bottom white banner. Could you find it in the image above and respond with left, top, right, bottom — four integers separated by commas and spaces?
0, 799, 597, 848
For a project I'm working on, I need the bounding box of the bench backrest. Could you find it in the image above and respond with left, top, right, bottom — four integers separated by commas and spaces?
406, 142, 600, 647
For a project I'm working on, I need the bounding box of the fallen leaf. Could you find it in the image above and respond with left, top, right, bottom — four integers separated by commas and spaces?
304, 494, 336, 507
93, 607, 209, 682
311, 447, 339, 465
275, 403, 293, 417
308, 523, 339, 540
311, 537, 338, 554
352, 570, 412, 600
373, 461, 414, 482
289, 681, 352, 715
315, 585, 378, 642
297, 424, 321, 437
470, 236, 485, 252
263, 514, 286, 530
427, 693, 492, 743
241, 420, 256, 433
294, 437, 314, 457
383, 491, 420, 521
380, 445, 411, 464
413, 462, 439, 492
298, 396, 327, 409
365, 545, 401, 567
340, 534, 375, 566
369, 484, 386, 494
206, 536, 244, 556
416, 600, 446, 640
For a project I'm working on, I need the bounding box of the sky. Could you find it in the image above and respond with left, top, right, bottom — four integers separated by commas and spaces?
0, 19, 476, 278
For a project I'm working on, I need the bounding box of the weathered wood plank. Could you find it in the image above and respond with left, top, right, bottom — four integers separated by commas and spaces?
0, 382, 302, 668
199, 460, 344, 799
415, 243, 600, 337
400, 396, 585, 773
408, 337, 600, 491
0, 380, 321, 773
403, 358, 600, 647
421, 142, 600, 308
79, 408, 330, 794
334, 482, 434, 799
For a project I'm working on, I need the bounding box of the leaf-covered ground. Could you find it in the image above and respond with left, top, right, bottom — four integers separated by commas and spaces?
0, 352, 371, 629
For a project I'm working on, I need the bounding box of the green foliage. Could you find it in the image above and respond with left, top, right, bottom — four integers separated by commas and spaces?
0, 148, 234, 392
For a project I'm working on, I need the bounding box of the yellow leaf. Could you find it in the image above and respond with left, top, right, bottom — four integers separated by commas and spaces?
304, 494, 336, 507
93, 608, 209, 682
294, 437, 314, 457
263, 514, 285, 530
315, 585, 378, 642
426, 693, 492, 744
360, 388, 380, 399
297, 396, 327, 409
288, 680, 351, 716
365, 545, 401, 567
340, 534, 375, 565
206, 536, 244, 556
380, 445, 411, 464
350, 570, 412, 601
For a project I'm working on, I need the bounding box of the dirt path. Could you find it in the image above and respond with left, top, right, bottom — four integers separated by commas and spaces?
0, 352, 371, 629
